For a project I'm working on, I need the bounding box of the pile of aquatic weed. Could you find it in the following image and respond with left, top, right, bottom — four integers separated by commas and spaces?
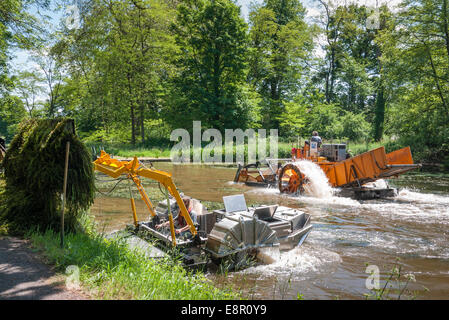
29, 228, 240, 300
0, 118, 95, 234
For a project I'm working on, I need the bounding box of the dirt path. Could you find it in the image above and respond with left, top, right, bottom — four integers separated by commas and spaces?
0, 237, 88, 300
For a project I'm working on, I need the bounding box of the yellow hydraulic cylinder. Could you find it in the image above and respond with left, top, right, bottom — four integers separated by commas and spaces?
130, 198, 138, 227
131, 175, 157, 217
166, 188, 177, 247
168, 213, 177, 247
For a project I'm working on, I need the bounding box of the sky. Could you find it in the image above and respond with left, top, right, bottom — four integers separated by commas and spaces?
237, 0, 403, 20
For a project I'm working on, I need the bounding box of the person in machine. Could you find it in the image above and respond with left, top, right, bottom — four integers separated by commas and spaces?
310, 131, 322, 148
155, 197, 197, 235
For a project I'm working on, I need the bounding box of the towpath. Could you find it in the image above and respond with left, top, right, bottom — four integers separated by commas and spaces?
0, 237, 88, 300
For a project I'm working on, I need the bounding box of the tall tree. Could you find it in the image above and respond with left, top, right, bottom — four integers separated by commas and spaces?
169, 0, 251, 132
31, 47, 64, 117
54, 0, 177, 145
315, 2, 393, 141
379, 0, 449, 159
0, 0, 47, 96
248, 0, 314, 129
14, 70, 45, 116
0, 0, 48, 140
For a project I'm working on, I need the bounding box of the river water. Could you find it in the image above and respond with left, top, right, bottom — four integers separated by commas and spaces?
91, 163, 449, 300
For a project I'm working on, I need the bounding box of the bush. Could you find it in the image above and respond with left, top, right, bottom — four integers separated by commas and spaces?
340, 111, 371, 142
0, 118, 95, 234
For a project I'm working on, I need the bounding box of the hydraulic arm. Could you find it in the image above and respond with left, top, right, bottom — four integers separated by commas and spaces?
93, 151, 198, 246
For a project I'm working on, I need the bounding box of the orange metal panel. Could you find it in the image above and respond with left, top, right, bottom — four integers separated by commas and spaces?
324, 147, 389, 187
335, 163, 347, 187
386, 147, 414, 165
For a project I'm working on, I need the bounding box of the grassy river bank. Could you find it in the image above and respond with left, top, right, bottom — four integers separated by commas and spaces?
27, 226, 239, 300
0, 177, 240, 300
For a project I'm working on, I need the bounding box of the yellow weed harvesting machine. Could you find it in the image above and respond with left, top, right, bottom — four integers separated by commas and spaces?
94, 151, 312, 268
234, 141, 421, 199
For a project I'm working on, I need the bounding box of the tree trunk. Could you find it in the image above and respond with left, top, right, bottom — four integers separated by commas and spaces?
127, 73, 136, 146
373, 80, 385, 141
140, 104, 145, 145
427, 47, 449, 117
443, 0, 449, 63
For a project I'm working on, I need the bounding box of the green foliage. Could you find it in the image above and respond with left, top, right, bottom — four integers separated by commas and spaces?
277, 90, 371, 141
248, 0, 314, 128
169, 0, 251, 131
378, 0, 449, 162
276, 98, 308, 137
14, 70, 46, 117
54, 0, 178, 145
0, 0, 447, 165
339, 111, 371, 142
0, 95, 27, 141
0, 0, 47, 95
0, 118, 95, 234
316, 3, 394, 141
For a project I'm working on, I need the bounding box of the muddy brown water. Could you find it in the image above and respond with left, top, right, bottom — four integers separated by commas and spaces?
91, 164, 449, 300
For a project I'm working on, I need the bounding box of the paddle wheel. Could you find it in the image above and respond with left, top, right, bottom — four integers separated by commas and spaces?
278, 163, 307, 194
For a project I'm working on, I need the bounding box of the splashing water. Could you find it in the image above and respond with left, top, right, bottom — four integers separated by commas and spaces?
363, 179, 389, 189
292, 160, 334, 198
256, 247, 281, 264
243, 245, 342, 278
396, 188, 449, 206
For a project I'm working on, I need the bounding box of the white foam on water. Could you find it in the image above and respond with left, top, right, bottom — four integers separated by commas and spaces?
290, 160, 367, 207
241, 245, 342, 278
309, 224, 449, 259
364, 204, 449, 224
272, 160, 361, 207
256, 247, 281, 264
358, 188, 449, 224
248, 185, 361, 208
247, 162, 449, 225
396, 188, 449, 206
296, 193, 361, 208
363, 179, 389, 189
248, 187, 280, 196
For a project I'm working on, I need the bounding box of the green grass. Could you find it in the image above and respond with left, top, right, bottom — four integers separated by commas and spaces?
96, 143, 294, 161
93, 139, 388, 162
112, 147, 172, 158
0, 224, 8, 236
0, 177, 10, 236
28, 227, 240, 300
344, 141, 386, 156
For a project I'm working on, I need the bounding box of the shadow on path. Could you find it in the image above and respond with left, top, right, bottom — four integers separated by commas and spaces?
0, 237, 87, 300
